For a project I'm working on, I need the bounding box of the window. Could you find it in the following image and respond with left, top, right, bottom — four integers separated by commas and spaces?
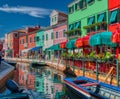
75, 2, 80, 10
69, 24, 74, 30
97, 12, 107, 30
87, 16, 95, 32
42, 35, 44, 40
51, 32, 54, 39
36, 37, 39, 42
52, 18, 54, 22
56, 32, 58, 38
55, 17, 56, 22
88, 16, 95, 25
46, 34, 48, 41
97, 12, 106, 22
14, 33, 18, 38
30, 37, 32, 43
87, 0, 94, 4
23, 39, 24, 44
68, 5, 74, 13
109, 9, 118, 24
63, 30, 66, 37
75, 21, 81, 29
80, 0, 87, 9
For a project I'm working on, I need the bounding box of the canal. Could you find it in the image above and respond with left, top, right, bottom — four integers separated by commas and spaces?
1, 63, 82, 99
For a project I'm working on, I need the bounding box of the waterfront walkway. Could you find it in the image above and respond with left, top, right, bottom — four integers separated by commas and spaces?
5, 57, 66, 71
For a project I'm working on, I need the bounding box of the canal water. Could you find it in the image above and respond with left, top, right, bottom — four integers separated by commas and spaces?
1, 63, 82, 99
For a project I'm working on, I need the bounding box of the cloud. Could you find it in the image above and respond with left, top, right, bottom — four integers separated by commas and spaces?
0, 4, 51, 18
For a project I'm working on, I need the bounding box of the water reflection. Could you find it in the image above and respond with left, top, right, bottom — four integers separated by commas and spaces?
13, 63, 67, 99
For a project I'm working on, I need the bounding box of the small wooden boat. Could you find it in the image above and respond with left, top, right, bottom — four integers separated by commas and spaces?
64, 76, 120, 99
30, 62, 46, 67
0, 79, 42, 99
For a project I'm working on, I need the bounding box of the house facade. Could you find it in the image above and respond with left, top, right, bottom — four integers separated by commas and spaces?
67, 0, 108, 39
53, 22, 67, 45
35, 29, 44, 53
108, 0, 120, 32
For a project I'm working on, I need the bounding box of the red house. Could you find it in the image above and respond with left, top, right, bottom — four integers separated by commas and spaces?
108, 0, 120, 32
19, 26, 40, 56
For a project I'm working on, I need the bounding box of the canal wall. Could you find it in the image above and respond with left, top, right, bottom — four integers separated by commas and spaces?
0, 61, 14, 91
5, 58, 66, 72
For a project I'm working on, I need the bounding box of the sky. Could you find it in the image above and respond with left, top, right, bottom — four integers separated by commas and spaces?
0, 0, 72, 37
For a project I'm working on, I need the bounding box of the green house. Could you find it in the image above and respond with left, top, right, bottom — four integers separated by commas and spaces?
68, 0, 108, 39
35, 29, 44, 53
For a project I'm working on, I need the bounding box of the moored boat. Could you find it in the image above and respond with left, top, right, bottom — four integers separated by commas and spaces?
64, 76, 120, 99
30, 62, 46, 67
0, 79, 42, 99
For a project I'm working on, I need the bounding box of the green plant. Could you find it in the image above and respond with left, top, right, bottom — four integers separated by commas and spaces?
102, 52, 113, 62
83, 25, 91, 29
61, 52, 68, 58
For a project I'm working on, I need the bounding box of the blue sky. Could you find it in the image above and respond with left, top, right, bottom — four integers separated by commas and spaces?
0, 0, 72, 37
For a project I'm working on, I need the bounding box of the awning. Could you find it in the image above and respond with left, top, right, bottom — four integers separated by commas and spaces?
98, 13, 104, 22
30, 46, 41, 51
60, 41, 67, 49
22, 48, 31, 53
5, 49, 12, 52
75, 35, 90, 48
75, 38, 83, 48
82, 35, 90, 46
66, 39, 76, 49
89, 31, 116, 47
111, 29, 120, 43
110, 10, 117, 23
46, 44, 61, 50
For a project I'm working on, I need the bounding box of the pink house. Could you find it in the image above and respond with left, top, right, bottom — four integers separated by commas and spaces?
53, 23, 67, 45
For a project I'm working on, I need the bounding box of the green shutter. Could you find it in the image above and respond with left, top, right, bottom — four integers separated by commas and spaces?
88, 17, 94, 25
98, 13, 104, 22
110, 10, 118, 23
75, 21, 80, 28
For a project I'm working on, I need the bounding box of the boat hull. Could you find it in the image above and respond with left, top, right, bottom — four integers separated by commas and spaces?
64, 80, 91, 99
64, 76, 120, 99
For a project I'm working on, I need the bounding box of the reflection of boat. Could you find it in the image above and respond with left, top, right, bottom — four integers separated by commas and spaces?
64, 76, 120, 99
5, 61, 16, 67
63, 67, 76, 77
0, 79, 42, 99
30, 62, 47, 67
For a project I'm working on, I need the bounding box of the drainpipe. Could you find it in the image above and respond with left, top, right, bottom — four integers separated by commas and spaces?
116, 59, 119, 86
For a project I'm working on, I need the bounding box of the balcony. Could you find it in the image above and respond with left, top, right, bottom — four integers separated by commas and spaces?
83, 21, 107, 35
65, 28, 81, 39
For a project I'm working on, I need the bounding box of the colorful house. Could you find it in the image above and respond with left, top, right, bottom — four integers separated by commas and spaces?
108, 0, 120, 32
53, 22, 67, 45
35, 29, 44, 53
67, 0, 108, 39
19, 26, 40, 57
8, 30, 25, 57
44, 27, 54, 60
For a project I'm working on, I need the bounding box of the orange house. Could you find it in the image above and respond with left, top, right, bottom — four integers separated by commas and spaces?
19, 26, 40, 56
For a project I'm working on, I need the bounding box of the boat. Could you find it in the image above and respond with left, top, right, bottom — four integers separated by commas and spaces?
64, 76, 120, 99
0, 79, 43, 99
30, 62, 47, 67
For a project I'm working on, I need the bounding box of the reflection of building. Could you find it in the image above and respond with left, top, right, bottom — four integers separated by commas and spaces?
43, 70, 54, 99
35, 75, 44, 93
54, 83, 63, 97
27, 74, 35, 90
